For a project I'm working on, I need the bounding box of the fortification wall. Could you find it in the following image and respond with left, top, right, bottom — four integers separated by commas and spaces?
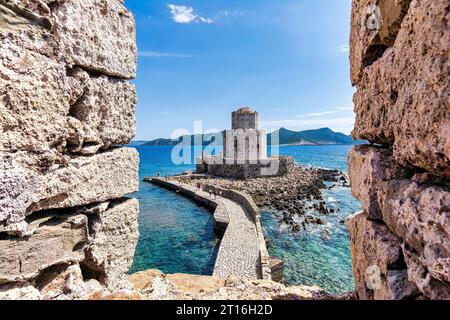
348, 0, 449, 300
0, 0, 139, 299
198, 156, 294, 179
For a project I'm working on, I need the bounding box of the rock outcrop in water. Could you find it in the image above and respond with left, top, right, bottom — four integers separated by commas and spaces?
348, 0, 449, 300
0, 0, 139, 299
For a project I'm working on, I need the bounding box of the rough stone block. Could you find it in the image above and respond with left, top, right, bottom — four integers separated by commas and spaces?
0, 5, 137, 155
82, 198, 139, 289
0, 5, 73, 152
348, 212, 418, 300
0, 0, 55, 29
348, 145, 409, 219
34, 263, 104, 300
52, 0, 137, 78
350, 0, 412, 85
68, 68, 137, 153
0, 214, 88, 285
0, 148, 139, 235
30, 148, 139, 213
380, 180, 450, 283
402, 244, 450, 300
351, 0, 450, 176
0, 281, 41, 300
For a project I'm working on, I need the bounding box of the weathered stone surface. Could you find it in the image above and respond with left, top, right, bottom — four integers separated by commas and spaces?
82, 198, 139, 289
0, 281, 41, 300
380, 180, 450, 283
0, 5, 72, 153
35, 263, 104, 300
68, 68, 137, 153
0, 153, 39, 235
350, 0, 412, 85
0, 148, 139, 234
0, 0, 55, 30
128, 270, 350, 300
0, 0, 139, 300
88, 289, 142, 300
0, 214, 88, 285
348, 212, 418, 300
402, 244, 450, 300
348, 145, 409, 219
0, 5, 137, 155
52, 0, 137, 79
128, 269, 163, 292
351, 0, 450, 175
27, 148, 138, 212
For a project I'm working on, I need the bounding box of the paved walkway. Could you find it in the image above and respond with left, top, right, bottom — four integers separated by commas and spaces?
212, 197, 261, 279
148, 178, 261, 280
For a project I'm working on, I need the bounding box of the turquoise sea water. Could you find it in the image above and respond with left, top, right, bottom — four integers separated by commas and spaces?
129, 145, 360, 293
265, 146, 360, 293
129, 146, 219, 275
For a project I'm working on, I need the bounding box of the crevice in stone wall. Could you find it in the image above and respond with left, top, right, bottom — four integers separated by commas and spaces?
71, 63, 133, 82
33, 263, 71, 291
79, 262, 104, 284
362, 43, 388, 68
361, 0, 413, 69
0, 0, 52, 29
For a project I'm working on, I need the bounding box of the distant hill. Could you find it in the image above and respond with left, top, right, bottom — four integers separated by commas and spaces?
140, 132, 225, 147
138, 128, 362, 147
267, 127, 357, 146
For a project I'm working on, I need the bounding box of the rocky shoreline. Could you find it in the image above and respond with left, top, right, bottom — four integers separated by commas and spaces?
175, 165, 349, 234
127, 269, 355, 300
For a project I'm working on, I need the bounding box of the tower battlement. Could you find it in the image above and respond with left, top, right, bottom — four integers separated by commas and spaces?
232, 107, 258, 130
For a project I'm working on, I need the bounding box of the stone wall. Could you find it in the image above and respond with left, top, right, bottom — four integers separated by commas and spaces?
198, 156, 294, 179
348, 0, 449, 300
0, 0, 139, 300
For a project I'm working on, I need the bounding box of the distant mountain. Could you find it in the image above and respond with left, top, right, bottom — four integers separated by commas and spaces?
126, 140, 148, 147
140, 132, 225, 147
267, 127, 358, 146
138, 127, 362, 147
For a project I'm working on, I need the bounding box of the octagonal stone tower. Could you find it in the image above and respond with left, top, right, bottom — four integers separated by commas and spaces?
197, 107, 293, 179
232, 107, 258, 130
224, 107, 267, 163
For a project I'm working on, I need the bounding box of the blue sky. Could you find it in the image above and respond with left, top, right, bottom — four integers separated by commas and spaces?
126, 0, 354, 140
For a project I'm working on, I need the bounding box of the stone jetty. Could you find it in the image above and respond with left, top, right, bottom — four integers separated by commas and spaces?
146, 177, 275, 281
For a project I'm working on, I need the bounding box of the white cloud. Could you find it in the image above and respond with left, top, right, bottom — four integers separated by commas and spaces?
334, 106, 354, 111
167, 4, 214, 24
339, 44, 350, 53
219, 9, 246, 17
199, 16, 215, 24
303, 110, 339, 117
298, 106, 354, 118
139, 51, 192, 58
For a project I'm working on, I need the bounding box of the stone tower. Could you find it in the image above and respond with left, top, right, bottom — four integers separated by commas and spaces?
197, 107, 293, 179
224, 107, 267, 163
231, 107, 258, 130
